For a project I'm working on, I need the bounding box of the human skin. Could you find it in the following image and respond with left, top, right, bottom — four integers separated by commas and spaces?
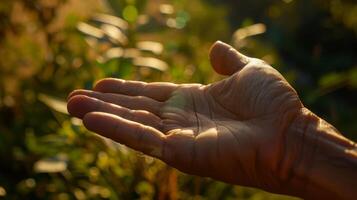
67, 41, 357, 199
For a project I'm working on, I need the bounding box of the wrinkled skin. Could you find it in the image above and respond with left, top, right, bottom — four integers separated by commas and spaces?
67, 41, 303, 191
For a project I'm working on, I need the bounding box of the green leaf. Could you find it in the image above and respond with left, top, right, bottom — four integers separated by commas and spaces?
122, 5, 138, 23
77, 22, 104, 38
133, 57, 168, 71
136, 41, 164, 55
34, 157, 67, 173
92, 13, 128, 30
38, 94, 68, 114
319, 72, 345, 88
100, 24, 128, 45
348, 67, 357, 87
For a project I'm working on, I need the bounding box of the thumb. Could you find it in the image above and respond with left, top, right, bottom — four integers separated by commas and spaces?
209, 41, 251, 75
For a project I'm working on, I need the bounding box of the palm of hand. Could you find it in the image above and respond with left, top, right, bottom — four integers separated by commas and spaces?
68, 41, 302, 187
160, 60, 302, 185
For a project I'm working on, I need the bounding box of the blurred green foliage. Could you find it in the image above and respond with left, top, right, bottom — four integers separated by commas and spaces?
0, 0, 355, 199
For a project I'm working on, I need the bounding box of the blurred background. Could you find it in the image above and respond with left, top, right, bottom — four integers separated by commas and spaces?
0, 0, 356, 199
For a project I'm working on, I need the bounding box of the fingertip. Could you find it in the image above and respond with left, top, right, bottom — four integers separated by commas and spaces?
67, 89, 91, 100
209, 40, 251, 76
93, 79, 105, 91
209, 41, 232, 75
67, 95, 82, 117
93, 78, 122, 92
67, 95, 99, 118
82, 112, 120, 140
82, 112, 107, 132
67, 89, 81, 100
82, 112, 103, 136
209, 41, 229, 58
82, 111, 97, 129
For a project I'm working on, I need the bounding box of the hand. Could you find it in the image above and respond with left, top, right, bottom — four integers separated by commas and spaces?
67, 41, 304, 192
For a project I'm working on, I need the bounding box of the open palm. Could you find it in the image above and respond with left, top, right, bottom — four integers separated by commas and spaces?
68, 41, 303, 189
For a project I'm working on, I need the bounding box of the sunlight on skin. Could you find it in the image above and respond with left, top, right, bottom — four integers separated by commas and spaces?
68, 41, 357, 200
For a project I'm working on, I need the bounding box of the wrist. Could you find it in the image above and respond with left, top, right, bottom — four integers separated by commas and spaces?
282, 108, 357, 199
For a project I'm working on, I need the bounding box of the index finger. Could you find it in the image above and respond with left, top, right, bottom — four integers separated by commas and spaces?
93, 78, 178, 102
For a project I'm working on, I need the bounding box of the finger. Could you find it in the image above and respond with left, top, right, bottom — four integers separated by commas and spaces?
67, 95, 162, 129
83, 112, 165, 158
209, 41, 251, 76
68, 89, 162, 115
93, 78, 178, 101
